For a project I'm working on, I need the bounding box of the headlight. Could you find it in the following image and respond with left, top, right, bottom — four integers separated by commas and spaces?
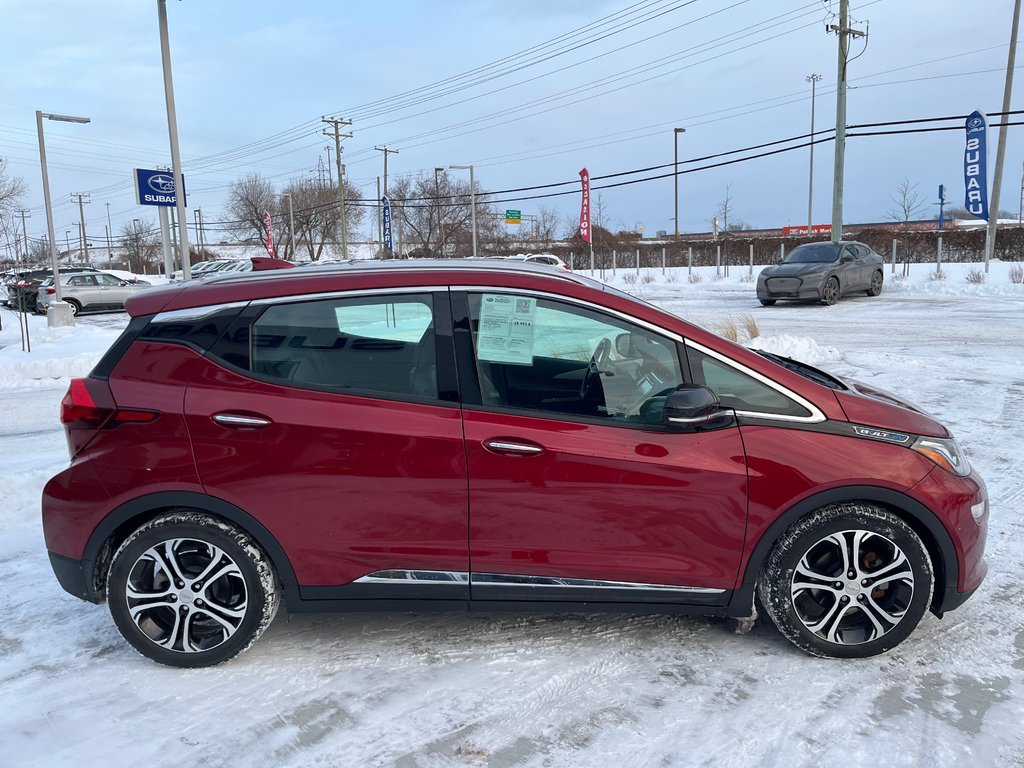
911, 436, 971, 476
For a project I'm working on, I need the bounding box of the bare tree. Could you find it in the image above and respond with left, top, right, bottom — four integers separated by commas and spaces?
535, 205, 560, 244
120, 219, 160, 274
227, 173, 276, 244
392, 174, 488, 257
713, 184, 737, 234
279, 177, 364, 261
0, 158, 26, 217
887, 179, 927, 223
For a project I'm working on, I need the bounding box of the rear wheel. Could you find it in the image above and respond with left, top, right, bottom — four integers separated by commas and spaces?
867, 270, 883, 296
757, 503, 933, 658
65, 299, 81, 317
821, 277, 840, 305
107, 512, 279, 667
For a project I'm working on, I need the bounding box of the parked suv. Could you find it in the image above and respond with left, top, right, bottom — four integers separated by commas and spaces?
4, 265, 99, 311
757, 241, 884, 306
42, 261, 987, 667
35, 271, 151, 316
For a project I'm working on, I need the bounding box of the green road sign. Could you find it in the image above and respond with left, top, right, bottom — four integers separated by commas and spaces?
505, 209, 521, 224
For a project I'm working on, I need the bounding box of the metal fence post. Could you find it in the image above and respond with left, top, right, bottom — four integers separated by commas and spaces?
779, 242, 785, 261
612, 250, 617, 277
716, 245, 721, 277
749, 243, 754, 276
569, 252, 574, 271
688, 246, 693, 278
636, 248, 640, 275
661, 246, 666, 275
937, 236, 943, 274
891, 239, 897, 275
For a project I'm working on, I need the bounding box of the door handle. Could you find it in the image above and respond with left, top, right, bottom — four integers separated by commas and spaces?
483, 438, 544, 456
212, 412, 272, 429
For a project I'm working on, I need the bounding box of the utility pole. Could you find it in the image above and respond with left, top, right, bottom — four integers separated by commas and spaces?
806, 74, 823, 234
105, 202, 113, 262
434, 167, 446, 256
375, 146, 399, 256
324, 145, 334, 186
16, 210, 31, 261
984, 0, 1021, 272
828, 0, 866, 243
72, 193, 91, 262
674, 128, 685, 239
281, 194, 295, 258
322, 116, 352, 258
197, 207, 206, 254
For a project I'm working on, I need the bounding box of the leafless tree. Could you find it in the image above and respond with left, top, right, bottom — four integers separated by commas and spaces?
226, 173, 276, 244
887, 179, 928, 223
120, 219, 160, 273
535, 205, 560, 244
391, 173, 489, 257
278, 177, 364, 261
713, 184, 737, 234
0, 158, 26, 217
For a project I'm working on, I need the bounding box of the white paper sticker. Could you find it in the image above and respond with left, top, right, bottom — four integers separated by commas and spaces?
477, 294, 536, 365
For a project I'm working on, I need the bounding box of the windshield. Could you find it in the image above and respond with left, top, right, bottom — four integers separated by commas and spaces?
784, 243, 841, 264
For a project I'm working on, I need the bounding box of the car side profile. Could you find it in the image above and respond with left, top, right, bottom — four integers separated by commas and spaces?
36, 271, 151, 316
757, 240, 884, 306
42, 261, 987, 667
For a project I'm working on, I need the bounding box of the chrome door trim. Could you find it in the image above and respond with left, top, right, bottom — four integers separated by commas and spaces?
354, 570, 470, 584
470, 573, 726, 595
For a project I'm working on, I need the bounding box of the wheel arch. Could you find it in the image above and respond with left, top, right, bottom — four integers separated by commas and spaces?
728, 485, 958, 617
82, 491, 299, 608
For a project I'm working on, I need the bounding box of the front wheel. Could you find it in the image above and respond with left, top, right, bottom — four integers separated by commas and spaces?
758, 298, 777, 307
757, 503, 933, 658
821, 277, 840, 305
107, 512, 280, 667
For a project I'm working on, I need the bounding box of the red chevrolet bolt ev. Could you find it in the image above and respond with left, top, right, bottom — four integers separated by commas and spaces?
41, 261, 988, 667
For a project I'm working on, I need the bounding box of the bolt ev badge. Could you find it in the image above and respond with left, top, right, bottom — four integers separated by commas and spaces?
853, 426, 911, 444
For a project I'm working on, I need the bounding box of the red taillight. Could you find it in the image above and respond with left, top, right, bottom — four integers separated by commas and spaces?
46, 287, 56, 294
60, 378, 158, 430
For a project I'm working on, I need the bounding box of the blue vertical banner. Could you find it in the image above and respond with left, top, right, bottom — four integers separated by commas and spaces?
963, 110, 989, 220
382, 195, 393, 252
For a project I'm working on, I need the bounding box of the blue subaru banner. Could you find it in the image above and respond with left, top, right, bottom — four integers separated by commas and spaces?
382, 195, 393, 251
963, 110, 988, 220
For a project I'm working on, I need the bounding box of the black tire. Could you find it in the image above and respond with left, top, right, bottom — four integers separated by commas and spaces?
107, 512, 279, 667
821, 277, 840, 306
866, 270, 883, 296
757, 503, 933, 658
758, 298, 777, 307
65, 299, 82, 317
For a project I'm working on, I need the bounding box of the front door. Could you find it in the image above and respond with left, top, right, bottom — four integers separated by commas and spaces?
457, 291, 748, 604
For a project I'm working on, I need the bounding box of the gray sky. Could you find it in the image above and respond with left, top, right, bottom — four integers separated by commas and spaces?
1, 0, 1019, 246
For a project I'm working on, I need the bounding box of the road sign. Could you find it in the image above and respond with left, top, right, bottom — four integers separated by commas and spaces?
134, 168, 186, 207
505, 209, 521, 224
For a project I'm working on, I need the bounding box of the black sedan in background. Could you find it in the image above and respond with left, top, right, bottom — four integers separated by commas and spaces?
757, 241, 884, 306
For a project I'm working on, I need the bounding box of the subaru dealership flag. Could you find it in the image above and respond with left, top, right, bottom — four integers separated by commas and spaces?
263, 210, 275, 255
963, 110, 989, 220
382, 195, 393, 251
578, 168, 591, 243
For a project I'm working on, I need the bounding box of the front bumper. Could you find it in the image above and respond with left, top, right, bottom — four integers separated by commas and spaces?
757, 276, 824, 301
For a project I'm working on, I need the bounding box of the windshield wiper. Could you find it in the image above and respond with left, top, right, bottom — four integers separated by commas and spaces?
754, 350, 847, 390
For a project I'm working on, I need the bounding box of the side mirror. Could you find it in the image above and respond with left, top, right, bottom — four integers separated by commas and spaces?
841, 253, 854, 263
663, 384, 735, 432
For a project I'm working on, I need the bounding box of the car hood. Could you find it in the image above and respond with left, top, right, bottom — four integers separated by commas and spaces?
834, 379, 950, 438
761, 262, 833, 278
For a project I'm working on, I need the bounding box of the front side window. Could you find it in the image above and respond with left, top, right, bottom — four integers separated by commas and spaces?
96, 274, 123, 286
68, 276, 96, 287
687, 346, 811, 419
251, 293, 437, 399
468, 293, 683, 424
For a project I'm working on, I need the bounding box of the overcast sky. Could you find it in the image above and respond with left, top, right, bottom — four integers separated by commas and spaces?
1, 0, 1020, 246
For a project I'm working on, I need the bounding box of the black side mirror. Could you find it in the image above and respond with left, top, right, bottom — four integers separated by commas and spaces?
663, 384, 735, 431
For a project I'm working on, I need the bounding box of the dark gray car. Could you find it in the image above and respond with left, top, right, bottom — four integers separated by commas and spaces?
757, 241, 884, 306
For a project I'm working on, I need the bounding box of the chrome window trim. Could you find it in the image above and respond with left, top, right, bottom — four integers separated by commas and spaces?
250, 285, 449, 306
151, 301, 250, 324
453, 285, 684, 343
686, 339, 826, 424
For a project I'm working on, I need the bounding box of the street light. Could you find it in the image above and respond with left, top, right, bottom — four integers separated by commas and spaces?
36, 110, 89, 324
281, 194, 295, 258
673, 127, 686, 239
434, 167, 445, 256
806, 73, 823, 235
448, 165, 477, 258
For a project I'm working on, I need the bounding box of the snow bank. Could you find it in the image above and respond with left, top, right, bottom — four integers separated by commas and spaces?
0, 316, 123, 389
744, 334, 842, 364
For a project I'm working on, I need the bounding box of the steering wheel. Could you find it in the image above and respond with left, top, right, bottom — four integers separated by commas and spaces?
579, 337, 612, 399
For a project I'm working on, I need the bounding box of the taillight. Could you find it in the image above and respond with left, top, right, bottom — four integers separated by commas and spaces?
46, 287, 56, 294
61, 378, 158, 434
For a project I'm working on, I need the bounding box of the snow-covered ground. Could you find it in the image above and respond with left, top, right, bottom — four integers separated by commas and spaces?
1, 261, 1022, 767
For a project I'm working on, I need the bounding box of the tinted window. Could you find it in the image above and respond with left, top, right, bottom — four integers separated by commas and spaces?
68, 276, 96, 286
783, 243, 841, 263
141, 305, 246, 352
687, 346, 811, 418
468, 293, 683, 424
96, 274, 123, 286
251, 294, 437, 399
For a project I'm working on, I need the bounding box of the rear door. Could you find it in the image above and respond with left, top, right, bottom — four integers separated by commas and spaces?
66, 274, 101, 309
182, 289, 470, 601
455, 290, 749, 605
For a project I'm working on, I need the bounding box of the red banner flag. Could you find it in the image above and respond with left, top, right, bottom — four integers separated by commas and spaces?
263, 210, 275, 256
579, 168, 591, 244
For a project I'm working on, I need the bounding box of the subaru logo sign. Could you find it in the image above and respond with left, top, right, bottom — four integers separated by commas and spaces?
134, 167, 186, 207
148, 174, 176, 194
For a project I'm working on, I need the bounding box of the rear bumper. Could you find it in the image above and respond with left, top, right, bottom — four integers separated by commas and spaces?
48, 551, 99, 603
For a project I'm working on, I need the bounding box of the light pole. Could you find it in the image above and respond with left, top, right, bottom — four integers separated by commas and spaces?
36, 110, 89, 323
806, 73, 823, 235
449, 165, 477, 258
64, 230, 71, 256
673, 127, 685, 239
434, 167, 445, 256
281, 193, 295, 258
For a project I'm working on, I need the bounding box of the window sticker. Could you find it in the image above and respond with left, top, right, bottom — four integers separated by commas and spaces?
477, 293, 536, 365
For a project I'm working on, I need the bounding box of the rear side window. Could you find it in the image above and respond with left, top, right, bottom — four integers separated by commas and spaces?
250, 293, 437, 399
687, 346, 811, 419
